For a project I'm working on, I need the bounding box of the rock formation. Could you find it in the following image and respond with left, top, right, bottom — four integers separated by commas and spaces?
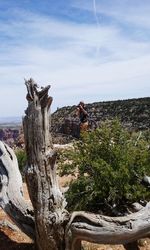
51, 97, 150, 143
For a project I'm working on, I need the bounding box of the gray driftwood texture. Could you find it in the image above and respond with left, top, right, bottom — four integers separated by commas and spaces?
0, 78, 150, 250
0, 141, 35, 238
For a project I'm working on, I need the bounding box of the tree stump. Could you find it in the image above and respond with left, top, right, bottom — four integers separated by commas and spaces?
23, 78, 69, 250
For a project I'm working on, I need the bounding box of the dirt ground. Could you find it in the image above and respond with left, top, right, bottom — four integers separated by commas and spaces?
0, 182, 150, 250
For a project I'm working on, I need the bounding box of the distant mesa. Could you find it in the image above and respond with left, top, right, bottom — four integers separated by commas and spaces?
0, 116, 21, 126
0, 116, 22, 148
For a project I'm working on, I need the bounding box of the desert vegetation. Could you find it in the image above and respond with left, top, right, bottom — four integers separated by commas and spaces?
58, 119, 150, 216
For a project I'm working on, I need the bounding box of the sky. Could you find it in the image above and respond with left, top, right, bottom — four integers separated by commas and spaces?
0, 0, 150, 117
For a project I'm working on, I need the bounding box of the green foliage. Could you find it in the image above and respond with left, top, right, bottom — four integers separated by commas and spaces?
15, 149, 27, 173
58, 119, 150, 214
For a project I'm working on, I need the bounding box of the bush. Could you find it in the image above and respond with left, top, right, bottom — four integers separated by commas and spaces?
15, 149, 27, 173
58, 119, 150, 215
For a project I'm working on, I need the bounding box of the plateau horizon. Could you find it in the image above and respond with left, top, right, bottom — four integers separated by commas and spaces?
0, 95, 149, 123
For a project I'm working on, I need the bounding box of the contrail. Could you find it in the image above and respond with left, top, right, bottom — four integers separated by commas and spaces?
93, 0, 100, 28
92, 0, 100, 56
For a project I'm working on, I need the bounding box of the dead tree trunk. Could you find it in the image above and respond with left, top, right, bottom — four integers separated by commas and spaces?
23, 78, 69, 250
1, 78, 150, 250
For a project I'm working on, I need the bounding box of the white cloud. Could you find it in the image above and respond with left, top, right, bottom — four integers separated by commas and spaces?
0, 6, 150, 116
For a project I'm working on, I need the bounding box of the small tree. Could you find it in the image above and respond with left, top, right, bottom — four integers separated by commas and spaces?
59, 120, 150, 214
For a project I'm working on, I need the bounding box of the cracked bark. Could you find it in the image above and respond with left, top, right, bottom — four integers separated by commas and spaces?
23, 78, 69, 250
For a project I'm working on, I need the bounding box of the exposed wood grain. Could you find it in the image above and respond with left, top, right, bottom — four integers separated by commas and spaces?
0, 141, 35, 239
23, 78, 69, 250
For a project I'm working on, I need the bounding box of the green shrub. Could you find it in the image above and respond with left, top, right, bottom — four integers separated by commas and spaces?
58, 119, 150, 215
15, 149, 27, 173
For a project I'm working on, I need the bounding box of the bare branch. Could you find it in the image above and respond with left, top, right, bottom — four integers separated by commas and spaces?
65, 208, 150, 249
0, 141, 35, 239
66, 207, 150, 250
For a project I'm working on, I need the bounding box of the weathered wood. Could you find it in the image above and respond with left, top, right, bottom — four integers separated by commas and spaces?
0, 141, 35, 239
65, 209, 150, 250
23, 78, 69, 250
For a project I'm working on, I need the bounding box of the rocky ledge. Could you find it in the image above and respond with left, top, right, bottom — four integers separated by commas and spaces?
51, 97, 150, 143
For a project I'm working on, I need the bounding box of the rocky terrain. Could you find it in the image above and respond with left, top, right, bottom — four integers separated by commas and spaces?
51, 97, 150, 143
0, 127, 20, 147
0, 124, 26, 148
0, 97, 150, 146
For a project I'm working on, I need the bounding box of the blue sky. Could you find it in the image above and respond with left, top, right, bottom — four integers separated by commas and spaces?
0, 0, 150, 116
